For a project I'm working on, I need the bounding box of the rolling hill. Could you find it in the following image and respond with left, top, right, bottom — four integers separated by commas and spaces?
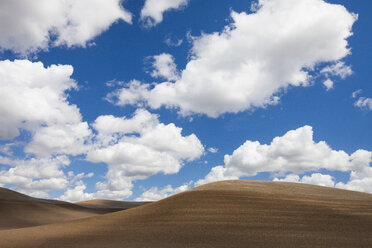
0, 187, 142, 230
0, 180, 371, 247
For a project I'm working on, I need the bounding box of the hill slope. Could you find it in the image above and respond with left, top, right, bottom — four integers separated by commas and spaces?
76, 199, 149, 211
0, 180, 372, 247
0, 187, 125, 230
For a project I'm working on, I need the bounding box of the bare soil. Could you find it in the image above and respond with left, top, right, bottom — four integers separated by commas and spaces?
0, 180, 371, 248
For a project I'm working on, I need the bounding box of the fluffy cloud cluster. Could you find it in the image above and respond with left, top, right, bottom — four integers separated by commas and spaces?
0, 60, 82, 140
141, 0, 189, 27
0, 60, 91, 159
59, 180, 94, 202
196, 126, 372, 193
25, 123, 92, 157
351, 90, 372, 111
0, 60, 97, 198
274, 173, 336, 188
0, 156, 70, 198
0, 0, 132, 55
321, 61, 353, 91
148, 53, 180, 81
85, 109, 204, 200
112, 0, 356, 117
320, 61, 353, 80
136, 182, 192, 201
355, 97, 372, 110
0, 60, 204, 201
323, 79, 334, 91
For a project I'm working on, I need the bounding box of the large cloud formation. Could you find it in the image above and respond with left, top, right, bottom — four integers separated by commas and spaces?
196, 126, 372, 193
0, 155, 77, 198
0, 0, 132, 55
0, 60, 204, 201
141, 0, 189, 27
86, 109, 204, 200
0, 60, 92, 198
112, 0, 357, 117
0, 60, 85, 142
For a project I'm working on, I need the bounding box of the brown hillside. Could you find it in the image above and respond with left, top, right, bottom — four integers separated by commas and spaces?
76, 199, 150, 211
0, 180, 371, 247
0, 187, 122, 230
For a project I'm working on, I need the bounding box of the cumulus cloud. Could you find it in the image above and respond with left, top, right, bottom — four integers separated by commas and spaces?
0, 59, 96, 199
336, 171, 372, 193
323, 79, 334, 91
25, 123, 92, 157
135, 182, 192, 201
85, 109, 204, 200
320, 61, 353, 79
355, 97, 372, 110
59, 181, 94, 202
208, 147, 218, 153
196, 126, 372, 193
148, 53, 180, 81
111, 0, 357, 117
195, 166, 238, 187
352, 90, 372, 111
141, 0, 189, 27
0, 60, 205, 200
0, 155, 71, 197
0, 60, 91, 159
0, 60, 80, 140
352, 89, 362, 99
274, 173, 336, 188
0, 0, 132, 55
106, 80, 150, 107
164, 34, 183, 47
0, 153, 96, 199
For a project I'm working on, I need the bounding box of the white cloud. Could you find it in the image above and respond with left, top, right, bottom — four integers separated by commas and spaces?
0, 60, 91, 158
105, 79, 125, 88
25, 122, 92, 157
355, 97, 372, 110
208, 147, 218, 153
86, 109, 204, 200
196, 126, 372, 193
59, 181, 94, 202
0, 154, 96, 199
0, 0, 132, 55
0, 143, 15, 156
164, 34, 183, 47
106, 80, 150, 107
336, 171, 372, 193
219, 126, 356, 176
0, 60, 81, 140
112, 0, 357, 117
141, 0, 189, 27
323, 79, 334, 91
352, 89, 362, 98
195, 166, 238, 187
136, 182, 191, 201
0, 155, 71, 197
0, 59, 97, 198
321, 61, 353, 79
274, 173, 336, 187
0, 61, 203, 200
148, 53, 180, 81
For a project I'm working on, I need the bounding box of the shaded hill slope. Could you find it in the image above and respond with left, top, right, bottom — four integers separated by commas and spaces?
76, 199, 150, 211
0, 187, 130, 230
0, 180, 372, 247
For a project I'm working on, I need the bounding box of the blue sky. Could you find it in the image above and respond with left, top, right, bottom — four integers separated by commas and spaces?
0, 0, 371, 201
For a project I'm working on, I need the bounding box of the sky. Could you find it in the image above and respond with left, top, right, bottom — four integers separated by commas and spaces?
0, 0, 371, 202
